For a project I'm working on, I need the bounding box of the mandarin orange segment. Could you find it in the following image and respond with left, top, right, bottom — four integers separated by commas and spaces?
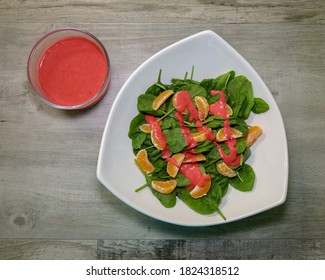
135, 149, 155, 174
194, 96, 209, 120
152, 89, 174, 110
139, 123, 152, 134
225, 104, 233, 117
151, 179, 177, 194
167, 153, 185, 178
183, 153, 206, 163
191, 131, 207, 142
245, 126, 263, 147
151, 130, 164, 150
190, 177, 211, 198
215, 127, 243, 142
216, 162, 236, 177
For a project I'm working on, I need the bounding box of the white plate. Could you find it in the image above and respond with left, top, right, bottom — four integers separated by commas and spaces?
97, 30, 288, 227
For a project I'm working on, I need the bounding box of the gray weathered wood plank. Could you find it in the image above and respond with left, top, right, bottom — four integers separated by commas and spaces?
97, 239, 325, 259
0, 0, 324, 24
0, 240, 97, 260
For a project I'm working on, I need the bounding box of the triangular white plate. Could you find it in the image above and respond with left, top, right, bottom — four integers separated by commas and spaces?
97, 30, 288, 226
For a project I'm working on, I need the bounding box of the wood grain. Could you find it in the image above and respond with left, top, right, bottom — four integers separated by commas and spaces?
0, 240, 97, 260
0, 0, 324, 24
0, 0, 324, 259
1, 22, 324, 240
98, 239, 325, 260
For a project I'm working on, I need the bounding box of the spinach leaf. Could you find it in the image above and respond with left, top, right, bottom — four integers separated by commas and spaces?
206, 121, 224, 129
203, 115, 224, 128
204, 146, 221, 164
180, 84, 207, 98
214, 70, 236, 91
152, 159, 167, 174
131, 133, 146, 150
200, 79, 218, 94
175, 173, 191, 187
176, 188, 217, 215
210, 174, 229, 200
194, 141, 215, 154
149, 185, 177, 208
165, 127, 187, 154
212, 174, 229, 197
229, 117, 249, 127
252, 97, 270, 114
226, 75, 254, 120
171, 78, 199, 86
206, 148, 220, 162
229, 164, 255, 191
200, 70, 235, 93
160, 116, 179, 130
207, 93, 220, 104
176, 181, 226, 218
146, 147, 162, 164
128, 113, 145, 138
145, 83, 164, 96
137, 94, 165, 116
235, 138, 247, 154
170, 78, 199, 92
243, 147, 251, 162
233, 124, 248, 137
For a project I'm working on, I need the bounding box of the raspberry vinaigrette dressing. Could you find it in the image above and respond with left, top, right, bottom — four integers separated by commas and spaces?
209, 90, 239, 166
38, 37, 107, 106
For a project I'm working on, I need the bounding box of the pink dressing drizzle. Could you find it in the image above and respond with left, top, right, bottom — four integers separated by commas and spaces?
209, 90, 238, 166
183, 151, 199, 162
173, 91, 199, 121
145, 115, 170, 158
179, 163, 211, 190
165, 156, 181, 168
209, 90, 228, 119
196, 120, 215, 141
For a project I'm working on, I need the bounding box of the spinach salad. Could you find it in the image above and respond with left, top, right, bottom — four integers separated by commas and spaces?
128, 69, 269, 219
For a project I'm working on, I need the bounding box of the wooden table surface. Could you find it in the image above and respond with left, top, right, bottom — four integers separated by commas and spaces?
1, 0, 324, 260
